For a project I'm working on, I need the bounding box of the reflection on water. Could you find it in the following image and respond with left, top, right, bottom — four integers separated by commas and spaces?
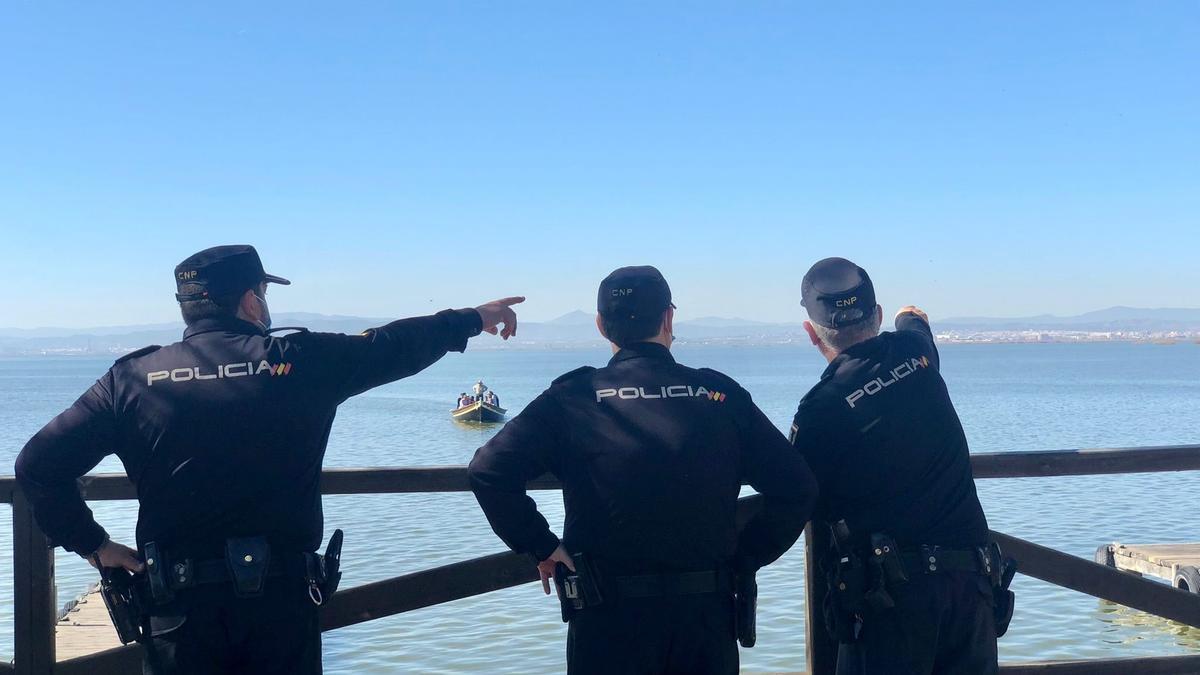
1096, 598, 1200, 649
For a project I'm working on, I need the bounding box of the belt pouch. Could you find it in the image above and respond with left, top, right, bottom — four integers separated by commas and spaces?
143, 542, 174, 604
871, 533, 909, 586
225, 537, 271, 598
864, 543, 895, 611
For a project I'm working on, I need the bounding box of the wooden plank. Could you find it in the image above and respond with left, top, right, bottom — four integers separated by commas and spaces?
1116, 543, 1200, 567
12, 490, 56, 675
999, 654, 1200, 674
992, 531, 1200, 628
56, 587, 123, 661
53, 645, 141, 675
1114, 554, 1176, 581
321, 550, 537, 631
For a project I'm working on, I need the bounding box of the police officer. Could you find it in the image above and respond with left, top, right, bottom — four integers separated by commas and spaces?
789, 257, 1001, 675
469, 265, 818, 675
14, 245, 523, 674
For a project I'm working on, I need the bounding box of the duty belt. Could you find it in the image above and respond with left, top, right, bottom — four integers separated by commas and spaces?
553, 553, 733, 623
149, 554, 291, 591
897, 545, 994, 577
612, 569, 734, 599
142, 531, 343, 606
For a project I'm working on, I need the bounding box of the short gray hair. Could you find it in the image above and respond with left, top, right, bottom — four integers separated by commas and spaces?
811, 319, 879, 353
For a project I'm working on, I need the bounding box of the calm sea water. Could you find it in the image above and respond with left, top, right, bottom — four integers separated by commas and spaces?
1, 341, 1198, 672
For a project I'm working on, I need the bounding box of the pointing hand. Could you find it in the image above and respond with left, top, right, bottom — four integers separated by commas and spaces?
475, 297, 525, 340
896, 305, 929, 324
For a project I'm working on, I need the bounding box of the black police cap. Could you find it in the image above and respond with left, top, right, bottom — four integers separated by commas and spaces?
597, 266, 674, 320
800, 257, 876, 329
174, 245, 290, 303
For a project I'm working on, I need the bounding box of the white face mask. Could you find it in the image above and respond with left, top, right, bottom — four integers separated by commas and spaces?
253, 293, 272, 331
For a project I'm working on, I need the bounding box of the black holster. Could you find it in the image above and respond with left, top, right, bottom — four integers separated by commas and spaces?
734, 563, 757, 648
93, 557, 148, 645
552, 553, 604, 623
305, 529, 344, 606
824, 520, 867, 643
991, 542, 1017, 638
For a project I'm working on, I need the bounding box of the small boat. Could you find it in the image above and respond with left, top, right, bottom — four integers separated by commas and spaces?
452, 380, 506, 423
451, 400, 507, 423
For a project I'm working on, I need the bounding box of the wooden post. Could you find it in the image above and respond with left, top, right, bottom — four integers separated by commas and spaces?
12, 490, 56, 675
805, 522, 837, 675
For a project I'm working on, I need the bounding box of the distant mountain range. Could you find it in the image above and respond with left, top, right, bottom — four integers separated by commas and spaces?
2, 306, 1198, 355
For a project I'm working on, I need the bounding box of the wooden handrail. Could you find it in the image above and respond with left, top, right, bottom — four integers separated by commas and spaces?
1, 444, 1197, 504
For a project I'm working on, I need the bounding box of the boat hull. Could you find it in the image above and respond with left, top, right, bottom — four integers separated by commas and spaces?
451, 401, 507, 423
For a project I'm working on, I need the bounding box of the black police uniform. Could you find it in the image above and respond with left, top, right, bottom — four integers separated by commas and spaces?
791, 287, 997, 672
14, 246, 484, 674
469, 339, 818, 675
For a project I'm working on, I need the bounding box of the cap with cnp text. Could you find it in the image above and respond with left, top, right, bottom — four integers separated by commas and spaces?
174, 245, 290, 303
801, 257, 876, 328
597, 265, 674, 320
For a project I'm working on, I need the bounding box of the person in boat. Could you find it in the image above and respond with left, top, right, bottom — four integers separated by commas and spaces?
14, 244, 524, 675
458, 393, 472, 408
469, 265, 817, 675
483, 390, 499, 407
789, 257, 1007, 675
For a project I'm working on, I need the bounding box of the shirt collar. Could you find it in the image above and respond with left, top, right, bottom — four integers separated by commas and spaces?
183, 316, 266, 340
820, 332, 886, 378
609, 341, 676, 365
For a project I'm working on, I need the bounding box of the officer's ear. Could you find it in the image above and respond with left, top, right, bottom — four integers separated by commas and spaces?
235, 288, 262, 324
661, 305, 674, 339
595, 314, 609, 341
874, 304, 884, 331
803, 321, 822, 347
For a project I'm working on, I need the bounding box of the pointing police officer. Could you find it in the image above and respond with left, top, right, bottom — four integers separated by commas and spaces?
469, 265, 818, 675
789, 257, 1007, 675
14, 245, 524, 674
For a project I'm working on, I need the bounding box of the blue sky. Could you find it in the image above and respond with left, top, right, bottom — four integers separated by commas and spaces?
2, 2, 1197, 327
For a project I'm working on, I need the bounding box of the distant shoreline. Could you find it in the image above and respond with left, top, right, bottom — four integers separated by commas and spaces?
8, 337, 1200, 358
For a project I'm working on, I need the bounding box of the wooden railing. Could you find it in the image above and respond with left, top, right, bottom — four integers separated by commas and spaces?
3, 444, 1200, 674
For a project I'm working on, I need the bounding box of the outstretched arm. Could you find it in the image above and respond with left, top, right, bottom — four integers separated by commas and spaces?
328, 297, 524, 400
895, 305, 939, 370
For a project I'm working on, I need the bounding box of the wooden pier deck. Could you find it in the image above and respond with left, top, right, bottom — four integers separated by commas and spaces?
55, 587, 122, 661
1098, 542, 1200, 591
